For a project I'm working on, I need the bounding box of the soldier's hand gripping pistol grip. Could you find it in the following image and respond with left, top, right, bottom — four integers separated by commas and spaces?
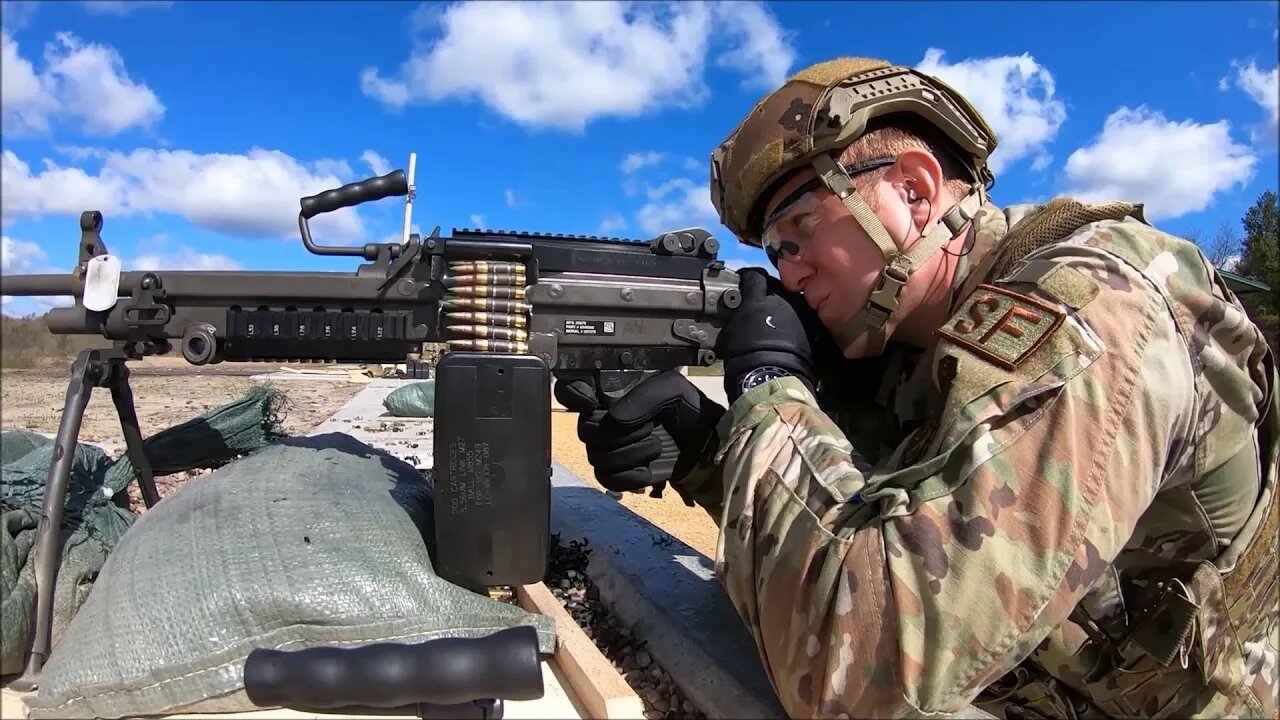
555, 370, 725, 497
242, 625, 544, 711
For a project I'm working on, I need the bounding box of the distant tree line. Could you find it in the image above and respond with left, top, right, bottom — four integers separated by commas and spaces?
0, 313, 105, 368
1181, 189, 1279, 355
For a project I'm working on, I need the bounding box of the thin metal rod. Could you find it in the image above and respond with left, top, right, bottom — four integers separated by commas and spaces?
109, 360, 160, 508
11, 349, 103, 691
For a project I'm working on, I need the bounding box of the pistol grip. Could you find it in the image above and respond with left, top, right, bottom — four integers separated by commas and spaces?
595, 370, 679, 493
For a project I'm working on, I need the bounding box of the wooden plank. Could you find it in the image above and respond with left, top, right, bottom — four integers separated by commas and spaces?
518, 582, 645, 720
3, 658, 586, 720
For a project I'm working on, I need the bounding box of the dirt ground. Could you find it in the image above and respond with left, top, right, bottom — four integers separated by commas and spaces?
551, 412, 720, 559
0, 357, 722, 559
0, 360, 362, 446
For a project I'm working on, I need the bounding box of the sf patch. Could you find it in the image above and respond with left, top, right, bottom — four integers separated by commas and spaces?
937, 284, 1066, 370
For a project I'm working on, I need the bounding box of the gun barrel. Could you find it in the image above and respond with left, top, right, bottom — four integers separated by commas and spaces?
44, 307, 96, 334
0, 274, 80, 296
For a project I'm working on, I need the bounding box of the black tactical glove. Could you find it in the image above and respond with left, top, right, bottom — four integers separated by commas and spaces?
716, 267, 840, 403
554, 371, 725, 495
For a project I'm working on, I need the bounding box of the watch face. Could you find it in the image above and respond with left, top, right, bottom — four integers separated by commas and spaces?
741, 367, 786, 391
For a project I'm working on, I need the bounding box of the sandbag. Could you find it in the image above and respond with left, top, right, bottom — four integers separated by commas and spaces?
383, 380, 436, 417
24, 432, 556, 720
0, 385, 288, 677
1, 433, 125, 677
0, 429, 51, 463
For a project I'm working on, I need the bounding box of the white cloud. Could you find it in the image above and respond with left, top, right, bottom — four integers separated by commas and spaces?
131, 247, 242, 271
81, 0, 174, 14
2, 147, 367, 240
621, 151, 665, 174
1, 1, 40, 31
362, 150, 391, 176
1, 235, 47, 273
915, 48, 1067, 174
313, 158, 354, 179
1231, 59, 1279, 128
504, 189, 516, 208
469, 213, 485, 227
1063, 106, 1257, 220
1, 29, 58, 134
360, 1, 796, 132
598, 212, 627, 234
1, 150, 129, 219
635, 176, 719, 236
122, 233, 241, 271
0, 235, 71, 315
1, 294, 73, 316
1, 29, 163, 137
378, 223, 424, 246
710, 0, 795, 92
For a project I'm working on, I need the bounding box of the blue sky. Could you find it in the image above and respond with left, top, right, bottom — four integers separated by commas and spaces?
2, 0, 1277, 317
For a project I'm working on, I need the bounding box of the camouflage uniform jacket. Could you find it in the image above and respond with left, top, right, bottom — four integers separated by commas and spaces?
679, 200, 1280, 719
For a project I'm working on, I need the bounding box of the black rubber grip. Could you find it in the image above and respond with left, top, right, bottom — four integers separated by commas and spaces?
243, 625, 544, 709
299, 169, 408, 218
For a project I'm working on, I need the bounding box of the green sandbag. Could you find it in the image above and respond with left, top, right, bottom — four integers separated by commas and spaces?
25, 432, 556, 720
383, 380, 436, 417
0, 429, 51, 463
0, 384, 288, 677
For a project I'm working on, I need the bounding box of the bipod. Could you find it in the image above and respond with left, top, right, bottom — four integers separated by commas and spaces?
10, 343, 161, 691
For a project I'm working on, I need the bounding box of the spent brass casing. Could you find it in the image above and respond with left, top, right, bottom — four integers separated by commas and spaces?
441, 297, 531, 313
487, 586, 515, 603
444, 311, 527, 329
446, 338, 530, 353
449, 261, 525, 275
448, 284, 526, 299
442, 273, 525, 289
447, 324, 529, 342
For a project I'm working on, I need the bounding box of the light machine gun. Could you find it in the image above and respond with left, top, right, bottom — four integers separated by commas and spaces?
1, 155, 742, 692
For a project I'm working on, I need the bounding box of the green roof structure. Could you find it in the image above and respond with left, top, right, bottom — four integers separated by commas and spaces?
1220, 270, 1272, 295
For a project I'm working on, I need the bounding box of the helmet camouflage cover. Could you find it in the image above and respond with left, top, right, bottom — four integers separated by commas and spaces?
709, 57, 1001, 353
710, 57, 998, 244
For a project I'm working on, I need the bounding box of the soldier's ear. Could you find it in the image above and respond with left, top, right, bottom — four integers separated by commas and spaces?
890, 148, 943, 207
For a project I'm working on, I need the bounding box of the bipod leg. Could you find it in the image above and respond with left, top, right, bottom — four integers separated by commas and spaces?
10, 348, 108, 691
107, 358, 160, 508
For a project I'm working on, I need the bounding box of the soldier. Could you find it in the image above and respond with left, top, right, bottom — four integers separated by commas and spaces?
556, 57, 1279, 718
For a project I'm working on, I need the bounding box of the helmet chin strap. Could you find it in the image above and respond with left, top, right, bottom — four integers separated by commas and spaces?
810, 153, 984, 356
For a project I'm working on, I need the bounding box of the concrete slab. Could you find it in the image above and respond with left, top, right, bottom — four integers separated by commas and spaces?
308, 379, 434, 469
250, 371, 359, 382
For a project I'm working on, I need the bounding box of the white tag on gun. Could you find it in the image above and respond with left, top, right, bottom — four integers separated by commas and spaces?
83, 254, 122, 312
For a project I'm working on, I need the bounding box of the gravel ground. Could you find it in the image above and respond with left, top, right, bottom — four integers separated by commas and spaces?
545, 533, 705, 720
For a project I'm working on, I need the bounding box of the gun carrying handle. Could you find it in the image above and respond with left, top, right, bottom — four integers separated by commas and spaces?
300, 170, 408, 219
243, 625, 543, 710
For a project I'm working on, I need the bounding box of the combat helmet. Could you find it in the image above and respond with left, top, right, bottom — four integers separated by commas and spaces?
709, 57, 999, 353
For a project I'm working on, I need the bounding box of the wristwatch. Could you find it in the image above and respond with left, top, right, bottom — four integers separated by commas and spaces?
738, 366, 792, 395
